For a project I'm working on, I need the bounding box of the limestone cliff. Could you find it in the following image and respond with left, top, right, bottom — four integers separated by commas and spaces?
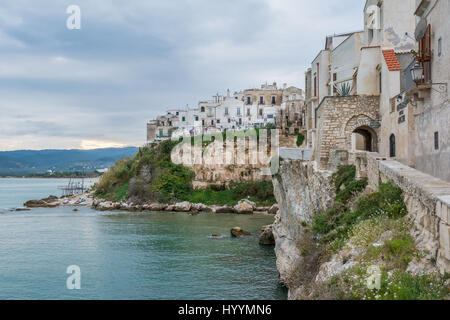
272, 160, 335, 284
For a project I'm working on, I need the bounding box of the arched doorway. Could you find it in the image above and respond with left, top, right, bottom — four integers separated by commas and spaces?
352, 126, 378, 152
390, 134, 396, 157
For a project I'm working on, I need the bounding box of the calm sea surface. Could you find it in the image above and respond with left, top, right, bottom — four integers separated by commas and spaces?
0, 178, 286, 300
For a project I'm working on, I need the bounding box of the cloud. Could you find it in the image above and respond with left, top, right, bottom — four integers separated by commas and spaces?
0, 0, 365, 151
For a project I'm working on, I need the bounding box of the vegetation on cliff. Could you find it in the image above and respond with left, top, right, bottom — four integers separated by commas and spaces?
94, 139, 276, 205
290, 165, 449, 300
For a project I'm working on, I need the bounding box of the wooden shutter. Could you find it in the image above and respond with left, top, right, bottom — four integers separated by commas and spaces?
418, 24, 432, 83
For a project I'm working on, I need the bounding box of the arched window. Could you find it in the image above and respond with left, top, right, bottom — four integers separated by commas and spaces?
389, 134, 396, 157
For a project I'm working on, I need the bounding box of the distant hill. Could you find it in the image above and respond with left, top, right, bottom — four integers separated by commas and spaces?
0, 147, 138, 175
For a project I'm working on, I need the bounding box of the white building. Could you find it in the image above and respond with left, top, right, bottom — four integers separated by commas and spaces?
147, 83, 304, 142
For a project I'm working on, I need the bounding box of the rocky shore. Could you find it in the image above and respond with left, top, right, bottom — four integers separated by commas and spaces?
23, 191, 279, 216
23, 192, 94, 208
91, 198, 278, 216
23, 193, 278, 245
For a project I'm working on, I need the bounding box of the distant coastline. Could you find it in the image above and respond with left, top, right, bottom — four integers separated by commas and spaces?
0, 172, 102, 179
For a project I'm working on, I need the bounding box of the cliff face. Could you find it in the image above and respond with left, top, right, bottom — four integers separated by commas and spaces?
171, 139, 273, 188
272, 160, 335, 284
271, 154, 450, 300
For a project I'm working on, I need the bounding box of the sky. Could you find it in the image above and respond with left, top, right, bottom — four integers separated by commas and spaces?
0, 0, 365, 151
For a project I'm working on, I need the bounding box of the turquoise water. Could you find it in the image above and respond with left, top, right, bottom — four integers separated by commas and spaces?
0, 179, 286, 300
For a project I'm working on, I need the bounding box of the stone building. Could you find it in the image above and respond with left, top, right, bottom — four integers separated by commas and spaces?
304, 0, 425, 171
402, 0, 450, 182
280, 86, 305, 135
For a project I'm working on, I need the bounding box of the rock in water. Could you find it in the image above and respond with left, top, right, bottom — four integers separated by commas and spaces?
234, 199, 256, 214
259, 225, 275, 245
268, 204, 279, 215
174, 201, 192, 212
214, 205, 234, 213
231, 227, 251, 238
149, 203, 167, 211
24, 199, 58, 208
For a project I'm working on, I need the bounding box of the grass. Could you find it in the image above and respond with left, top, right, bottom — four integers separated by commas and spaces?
311, 165, 408, 258
312, 181, 407, 252
328, 266, 449, 300
186, 181, 276, 206
95, 181, 129, 202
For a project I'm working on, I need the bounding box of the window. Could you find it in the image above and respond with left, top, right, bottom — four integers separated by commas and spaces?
211, 120, 214, 125
182, 116, 186, 122
225, 107, 229, 115
418, 24, 432, 83
247, 97, 251, 105
159, 130, 163, 137
333, 73, 337, 94
267, 114, 274, 119
389, 134, 396, 157
176, 112, 179, 116
237, 107, 241, 116
271, 96, 276, 105
434, 132, 439, 150
260, 96, 264, 104
379, 71, 382, 94
259, 108, 263, 116
438, 37, 442, 57
202, 119, 205, 126
228, 119, 231, 123
314, 75, 317, 97
201, 107, 205, 112
390, 98, 395, 113
195, 116, 199, 121
247, 108, 250, 116
217, 119, 220, 124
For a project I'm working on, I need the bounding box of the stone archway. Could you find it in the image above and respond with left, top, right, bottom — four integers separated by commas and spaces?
345, 115, 379, 152
352, 126, 378, 152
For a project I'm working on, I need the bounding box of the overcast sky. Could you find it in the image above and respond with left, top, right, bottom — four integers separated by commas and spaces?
0, 0, 365, 151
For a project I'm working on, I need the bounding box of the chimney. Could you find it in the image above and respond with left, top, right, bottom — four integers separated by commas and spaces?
227, 89, 230, 98
283, 83, 287, 90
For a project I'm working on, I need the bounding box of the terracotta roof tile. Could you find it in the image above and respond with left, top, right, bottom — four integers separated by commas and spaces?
382, 49, 401, 71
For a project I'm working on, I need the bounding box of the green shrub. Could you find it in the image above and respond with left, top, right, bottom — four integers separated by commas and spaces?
95, 139, 192, 203
312, 181, 407, 251
333, 165, 356, 191
335, 179, 368, 204
296, 133, 305, 147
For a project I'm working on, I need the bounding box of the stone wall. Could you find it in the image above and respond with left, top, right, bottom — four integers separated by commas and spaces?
315, 95, 380, 168
357, 152, 450, 273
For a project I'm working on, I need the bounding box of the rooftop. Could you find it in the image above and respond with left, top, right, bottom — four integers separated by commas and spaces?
382, 49, 401, 71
